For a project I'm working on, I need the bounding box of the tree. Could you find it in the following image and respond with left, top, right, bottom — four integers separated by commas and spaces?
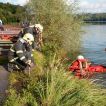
0, 3, 27, 24
26, 0, 82, 57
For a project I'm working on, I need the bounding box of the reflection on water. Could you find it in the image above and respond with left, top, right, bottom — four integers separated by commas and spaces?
81, 24, 106, 65
81, 24, 106, 87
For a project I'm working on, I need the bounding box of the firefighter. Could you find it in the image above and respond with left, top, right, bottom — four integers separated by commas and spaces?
18, 24, 43, 51
69, 55, 89, 78
21, 19, 30, 28
8, 33, 34, 73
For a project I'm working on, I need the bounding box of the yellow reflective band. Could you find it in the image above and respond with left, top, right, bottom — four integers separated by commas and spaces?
10, 57, 18, 62
31, 54, 33, 57
15, 65, 20, 69
20, 56, 25, 60
10, 59, 14, 62
10, 48, 15, 52
16, 50, 23, 53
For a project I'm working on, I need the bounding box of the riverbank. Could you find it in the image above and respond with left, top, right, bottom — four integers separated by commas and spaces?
3, 51, 106, 106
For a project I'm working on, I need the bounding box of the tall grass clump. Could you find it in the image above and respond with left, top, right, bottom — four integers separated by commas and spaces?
29, 57, 106, 106
26, 0, 82, 59
4, 56, 106, 106
4, 88, 38, 106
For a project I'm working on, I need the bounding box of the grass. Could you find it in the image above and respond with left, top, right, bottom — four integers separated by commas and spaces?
3, 54, 106, 106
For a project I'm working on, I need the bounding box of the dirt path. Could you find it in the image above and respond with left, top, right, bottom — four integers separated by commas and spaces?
0, 65, 9, 105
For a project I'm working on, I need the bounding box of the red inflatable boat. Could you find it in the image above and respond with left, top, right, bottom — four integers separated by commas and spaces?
69, 59, 106, 78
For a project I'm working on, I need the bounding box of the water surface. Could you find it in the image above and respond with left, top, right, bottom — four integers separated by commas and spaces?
81, 24, 106, 87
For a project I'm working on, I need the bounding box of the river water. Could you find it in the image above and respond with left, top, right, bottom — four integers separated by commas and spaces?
81, 24, 106, 88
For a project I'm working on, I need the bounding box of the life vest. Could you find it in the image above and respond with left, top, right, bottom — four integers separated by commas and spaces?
69, 59, 88, 71
69, 59, 89, 78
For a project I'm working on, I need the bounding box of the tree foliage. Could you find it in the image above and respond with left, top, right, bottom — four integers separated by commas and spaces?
0, 3, 27, 24
27, 0, 82, 58
80, 13, 106, 23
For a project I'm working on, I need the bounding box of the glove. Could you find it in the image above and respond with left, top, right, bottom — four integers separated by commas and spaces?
26, 60, 35, 68
26, 60, 32, 66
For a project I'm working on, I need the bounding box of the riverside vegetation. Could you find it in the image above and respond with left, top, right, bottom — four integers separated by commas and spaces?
3, 0, 106, 106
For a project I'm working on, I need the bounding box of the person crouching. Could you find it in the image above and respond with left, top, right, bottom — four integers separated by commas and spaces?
8, 33, 34, 74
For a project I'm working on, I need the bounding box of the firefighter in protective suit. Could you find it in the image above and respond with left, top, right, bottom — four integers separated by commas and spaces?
18, 24, 43, 51
8, 33, 34, 73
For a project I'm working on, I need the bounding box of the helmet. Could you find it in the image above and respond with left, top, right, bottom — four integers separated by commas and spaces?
77, 55, 84, 60
34, 24, 43, 32
23, 33, 34, 45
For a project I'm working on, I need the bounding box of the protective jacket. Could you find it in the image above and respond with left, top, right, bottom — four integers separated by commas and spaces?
18, 27, 39, 49
8, 38, 32, 70
18, 27, 37, 37
69, 59, 88, 71
21, 20, 30, 28
69, 59, 88, 78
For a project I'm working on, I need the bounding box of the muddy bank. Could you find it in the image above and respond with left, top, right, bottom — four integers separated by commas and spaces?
0, 65, 9, 105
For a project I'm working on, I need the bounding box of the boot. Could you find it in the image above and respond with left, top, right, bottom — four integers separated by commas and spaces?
8, 63, 14, 72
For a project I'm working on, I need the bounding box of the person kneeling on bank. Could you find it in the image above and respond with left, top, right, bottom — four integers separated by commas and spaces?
8, 33, 34, 73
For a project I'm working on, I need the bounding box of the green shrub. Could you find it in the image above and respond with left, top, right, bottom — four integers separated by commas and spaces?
27, 0, 82, 59
30, 58, 106, 106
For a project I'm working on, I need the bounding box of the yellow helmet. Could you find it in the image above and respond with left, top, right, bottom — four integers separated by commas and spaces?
23, 33, 34, 45
34, 24, 43, 32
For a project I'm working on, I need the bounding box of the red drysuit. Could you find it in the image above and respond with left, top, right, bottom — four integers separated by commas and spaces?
69, 59, 106, 78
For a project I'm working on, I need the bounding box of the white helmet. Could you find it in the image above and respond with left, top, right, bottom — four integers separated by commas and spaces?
23, 33, 34, 45
77, 55, 84, 60
34, 24, 43, 32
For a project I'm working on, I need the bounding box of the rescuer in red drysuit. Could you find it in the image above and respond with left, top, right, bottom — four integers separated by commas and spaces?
69, 55, 106, 78
69, 55, 89, 78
